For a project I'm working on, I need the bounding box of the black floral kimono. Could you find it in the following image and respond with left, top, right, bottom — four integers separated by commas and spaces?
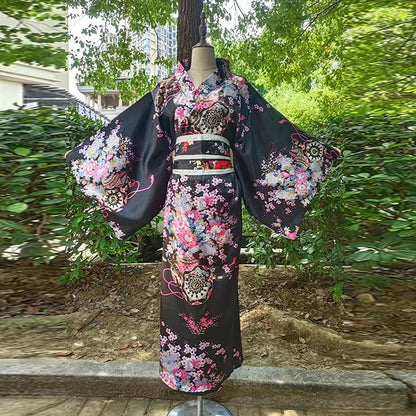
65, 57, 341, 394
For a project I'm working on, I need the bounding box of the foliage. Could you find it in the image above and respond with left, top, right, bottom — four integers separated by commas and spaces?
341, 113, 416, 273
218, 0, 416, 297
64, 107, 163, 283
0, 0, 69, 68
264, 81, 342, 129
343, 0, 416, 115
213, 0, 343, 92
0, 108, 67, 263
339, 1, 416, 284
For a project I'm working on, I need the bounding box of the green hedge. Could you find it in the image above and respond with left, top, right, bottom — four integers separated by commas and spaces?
341, 113, 416, 281
2, 107, 412, 292
0, 107, 67, 263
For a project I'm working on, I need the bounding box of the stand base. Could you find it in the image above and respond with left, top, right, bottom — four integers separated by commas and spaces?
167, 399, 233, 416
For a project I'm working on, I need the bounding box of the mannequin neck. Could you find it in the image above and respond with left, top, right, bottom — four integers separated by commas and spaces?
187, 46, 217, 87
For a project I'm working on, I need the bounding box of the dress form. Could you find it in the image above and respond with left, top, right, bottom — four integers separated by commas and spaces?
167, 13, 233, 416
187, 47, 217, 89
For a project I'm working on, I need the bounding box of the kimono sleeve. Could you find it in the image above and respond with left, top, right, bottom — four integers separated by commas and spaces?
233, 81, 341, 240
65, 83, 173, 240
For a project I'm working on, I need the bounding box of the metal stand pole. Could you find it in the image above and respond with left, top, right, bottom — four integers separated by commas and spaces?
167, 395, 233, 416
197, 396, 203, 416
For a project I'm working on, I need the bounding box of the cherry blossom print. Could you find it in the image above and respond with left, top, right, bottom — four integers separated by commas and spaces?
159, 322, 241, 393
180, 311, 221, 335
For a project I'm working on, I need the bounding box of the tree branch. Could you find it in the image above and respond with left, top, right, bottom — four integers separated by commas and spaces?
295, 0, 343, 43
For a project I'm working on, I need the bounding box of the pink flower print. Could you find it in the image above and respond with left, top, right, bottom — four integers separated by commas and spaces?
160, 371, 176, 389
176, 107, 185, 120
294, 168, 309, 195
265, 202, 276, 212
178, 230, 198, 248
181, 312, 219, 335
168, 331, 178, 342
294, 167, 307, 182
281, 170, 290, 178
173, 368, 189, 382
183, 356, 202, 371
200, 316, 214, 328
199, 341, 210, 350
93, 163, 109, 179
83, 159, 97, 176
208, 222, 225, 236
173, 215, 188, 232
106, 153, 114, 161
192, 382, 212, 393
164, 208, 171, 222
160, 335, 168, 347
184, 344, 197, 355
203, 195, 215, 206
217, 229, 231, 245
295, 181, 309, 195
218, 252, 227, 261
190, 357, 202, 368
189, 321, 200, 332
185, 210, 201, 222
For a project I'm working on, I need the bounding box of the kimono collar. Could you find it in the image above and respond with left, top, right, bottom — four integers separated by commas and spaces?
175, 57, 232, 91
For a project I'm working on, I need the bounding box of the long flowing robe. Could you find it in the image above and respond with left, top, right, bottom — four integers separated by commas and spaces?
66, 57, 341, 394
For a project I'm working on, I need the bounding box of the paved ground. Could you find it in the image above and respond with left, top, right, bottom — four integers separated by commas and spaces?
1, 396, 415, 416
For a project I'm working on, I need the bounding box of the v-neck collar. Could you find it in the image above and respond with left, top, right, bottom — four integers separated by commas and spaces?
175, 57, 232, 92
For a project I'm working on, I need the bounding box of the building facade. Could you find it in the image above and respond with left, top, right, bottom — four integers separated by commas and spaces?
0, 11, 69, 111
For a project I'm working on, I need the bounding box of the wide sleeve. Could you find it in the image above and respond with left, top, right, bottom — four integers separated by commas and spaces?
65, 82, 173, 240
233, 81, 341, 240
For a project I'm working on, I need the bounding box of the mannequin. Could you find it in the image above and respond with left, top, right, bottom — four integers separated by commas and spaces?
187, 46, 217, 89
186, 17, 217, 89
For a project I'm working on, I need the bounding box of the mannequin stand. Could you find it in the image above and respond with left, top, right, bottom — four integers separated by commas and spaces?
167, 395, 233, 416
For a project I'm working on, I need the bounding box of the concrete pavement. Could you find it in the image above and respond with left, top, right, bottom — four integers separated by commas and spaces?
1, 395, 416, 416
0, 359, 415, 414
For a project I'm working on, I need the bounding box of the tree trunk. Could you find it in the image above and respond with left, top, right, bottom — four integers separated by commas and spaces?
177, 0, 203, 63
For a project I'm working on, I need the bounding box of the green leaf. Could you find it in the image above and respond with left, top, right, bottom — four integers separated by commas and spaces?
6, 202, 29, 213
14, 147, 31, 156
